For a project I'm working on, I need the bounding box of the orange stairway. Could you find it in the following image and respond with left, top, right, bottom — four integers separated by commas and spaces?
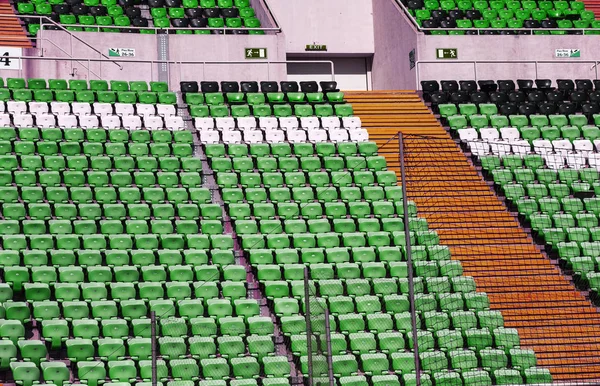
345, 90, 600, 381
0, 0, 32, 48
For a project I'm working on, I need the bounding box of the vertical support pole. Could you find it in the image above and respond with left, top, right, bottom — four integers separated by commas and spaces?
535, 62, 539, 81
324, 308, 335, 386
151, 311, 157, 386
304, 266, 313, 386
398, 133, 421, 386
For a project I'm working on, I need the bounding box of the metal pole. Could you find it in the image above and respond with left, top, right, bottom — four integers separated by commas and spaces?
150, 311, 157, 386
535, 62, 539, 81
304, 266, 313, 386
398, 133, 421, 386
324, 308, 335, 386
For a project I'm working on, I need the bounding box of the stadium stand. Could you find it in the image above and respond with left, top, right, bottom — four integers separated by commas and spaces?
14, 0, 263, 36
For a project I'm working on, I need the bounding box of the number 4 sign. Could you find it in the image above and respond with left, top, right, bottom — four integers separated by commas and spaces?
0, 48, 22, 70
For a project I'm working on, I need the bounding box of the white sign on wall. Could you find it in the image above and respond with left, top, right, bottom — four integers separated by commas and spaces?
108, 48, 135, 57
0, 47, 22, 70
555, 49, 580, 58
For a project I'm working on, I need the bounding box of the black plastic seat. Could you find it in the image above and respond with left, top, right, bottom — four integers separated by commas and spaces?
523, 20, 540, 28
541, 19, 557, 28
260, 81, 278, 93
125, 6, 141, 18
185, 8, 202, 18
441, 80, 459, 93
517, 79, 534, 91
558, 101, 577, 115
518, 102, 536, 116
527, 90, 546, 103
319, 81, 338, 92
221, 8, 239, 18
431, 10, 447, 19
448, 10, 464, 19
220, 82, 239, 93
594, 80, 600, 90
422, 19, 439, 28
557, 79, 575, 92
280, 82, 299, 93
508, 91, 526, 103
203, 8, 220, 17
300, 81, 319, 93
53, 4, 71, 14
570, 90, 588, 104
582, 102, 600, 116
489, 92, 508, 105
589, 91, 600, 102
119, 0, 135, 6
430, 92, 448, 104
241, 82, 259, 93
407, 0, 424, 9
499, 102, 518, 115
147, 0, 164, 6
132, 17, 148, 27
180, 81, 199, 94
478, 80, 497, 93
165, 0, 180, 6
450, 91, 470, 104
421, 80, 440, 93
171, 18, 188, 27
439, 19, 456, 28
537, 101, 557, 115
71, 4, 88, 14
470, 91, 489, 104
64, 0, 82, 5
465, 9, 481, 19
576, 79, 594, 92
189, 18, 207, 27
497, 80, 515, 92
90, 5, 107, 15
535, 79, 553, 91
200, 82, 219, 93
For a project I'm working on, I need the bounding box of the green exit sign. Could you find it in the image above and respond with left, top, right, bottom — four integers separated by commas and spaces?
436, 48, 457, 59
305, 44, 327, 52
245, 48, 267, 59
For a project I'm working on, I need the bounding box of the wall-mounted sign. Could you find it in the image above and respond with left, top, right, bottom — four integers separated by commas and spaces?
555, 49, 580, 58
305, 44, 327, 52
409, 49, 416, 70
245, 48, 267, 59
0, 47, 22, 70
108, 48, 135, 57
436, 48, 457, 59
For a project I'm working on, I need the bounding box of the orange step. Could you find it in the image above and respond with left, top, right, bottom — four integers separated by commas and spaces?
0, 3, 32, 48
345, 90, 600, 381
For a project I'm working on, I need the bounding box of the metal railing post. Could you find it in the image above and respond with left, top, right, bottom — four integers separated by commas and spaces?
150, 311, 157, 386
324, 308, 334, 386
304, 266, 313, 386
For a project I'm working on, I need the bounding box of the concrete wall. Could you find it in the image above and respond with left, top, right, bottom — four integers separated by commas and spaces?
269, 0, 375, 55
6, 29, 287, 87
371, 0, 419, 90
416, 35, 600, 87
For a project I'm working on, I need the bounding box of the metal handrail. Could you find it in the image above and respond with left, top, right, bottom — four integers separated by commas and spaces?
392, 0, 600, 34
414, 59, 600, 88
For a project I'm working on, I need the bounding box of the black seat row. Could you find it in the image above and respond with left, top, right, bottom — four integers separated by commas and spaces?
422, 79, 600, 94
179, 80, 339, 94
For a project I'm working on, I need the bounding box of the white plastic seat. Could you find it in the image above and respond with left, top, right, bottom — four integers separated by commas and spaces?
122, 115, 142, 131
115, 103, 135, 116
258, 117, 278, 130
321, 117, 341, 130
243, 130, 263, 144
342, 116, 362, 129
329, 128, 349, 142
552, 139, 573, 155
215, 117, 235, 131
300, 117, 320, 130
265, 129, 285, 143
93, 103, 113, 116
0, 102, 6, 113
544, 153, 565, 170
279, 117, 299, 130
36, 113, 56, 128
57, 114, 78, 129
511, 140, 531, 156
566, 152, 586, 169
237, 117, 257, 130
100, 115, 121, 129
458, 128, 478, 142
479, 128, 500, 142
348, 128, 369, 142
594, 139, 600, 152
50, 102, 70, 115
72, 102, 91, 116
533, 139, 553, 155
13, 113, 33, 128
165, 116, 184, 131
7, 101, 26, 115
0, 113, 10, 126
29, 102, 48, 115
156, 104, 176, 117
136, 104, 156, 117
574, 139, 593, 156
588, 153, 600, 171
499, 127, 520, 142
287, 129, 307, 143
467, 141, 490, 156
199, 129, 220, 144
221, 129, 242, 144
194, 118, 215, 131
307, 129, 327, 143
489, 141, 511, 156
143, 115, 164, 130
